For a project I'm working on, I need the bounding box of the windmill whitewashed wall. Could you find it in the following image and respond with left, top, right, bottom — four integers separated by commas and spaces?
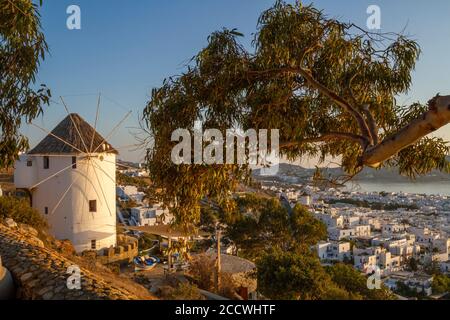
14, 114, 117, 253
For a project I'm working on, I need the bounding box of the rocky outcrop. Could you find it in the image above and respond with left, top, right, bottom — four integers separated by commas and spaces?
0, 221, 141, 300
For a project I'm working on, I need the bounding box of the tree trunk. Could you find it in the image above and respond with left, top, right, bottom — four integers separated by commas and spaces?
361, 95, 450, 167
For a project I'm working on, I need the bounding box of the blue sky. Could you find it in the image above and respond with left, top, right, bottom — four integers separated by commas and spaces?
27, 0, 450, 162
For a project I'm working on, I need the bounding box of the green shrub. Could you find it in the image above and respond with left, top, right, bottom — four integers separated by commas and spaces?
432, 274, 450, 294
0, 196, 48, 231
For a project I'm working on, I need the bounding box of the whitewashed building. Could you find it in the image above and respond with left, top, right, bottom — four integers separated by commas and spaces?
328, 227, 355, 241
130, 203, 171, 226
316, 241, 351, 262
116, 185, 145, 203
354, 225, 371, 237
14, 114, 117, 253
315, 213, 344, 229
299, 192, 312, 207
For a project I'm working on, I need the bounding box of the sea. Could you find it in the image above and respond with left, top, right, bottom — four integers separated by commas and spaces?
345, 180, 450, 196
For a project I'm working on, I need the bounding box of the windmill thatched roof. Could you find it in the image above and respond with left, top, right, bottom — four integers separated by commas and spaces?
29, 114, 118, 155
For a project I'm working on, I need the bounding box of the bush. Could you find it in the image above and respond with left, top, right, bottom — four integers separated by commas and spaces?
326, 263, 396, 300
188, 253, 238, 298
432, 274, 450, 294
188, 254, 216, 291
257, 249, 333, 300
0, 196, 48, 231
164, 282, 204, 300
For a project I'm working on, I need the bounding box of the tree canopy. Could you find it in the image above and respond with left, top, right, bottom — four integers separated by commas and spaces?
225, 196, 327, 260
257, 252, 396, 300
257, 249, 334, 300
144, 1, 450, 226
431, 274, 450, 295
325, 263, 395, 300
0, 0, 50, 168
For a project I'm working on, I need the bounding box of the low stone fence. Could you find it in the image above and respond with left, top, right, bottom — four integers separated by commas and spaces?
0, 221, 139, 300
97, 234, 139, 265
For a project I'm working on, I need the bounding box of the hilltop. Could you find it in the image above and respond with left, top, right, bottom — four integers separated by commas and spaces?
253, 162, 450, 183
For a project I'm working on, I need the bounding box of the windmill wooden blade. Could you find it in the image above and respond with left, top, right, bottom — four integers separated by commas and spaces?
91, 161, 115, 185
30, 161, 79, 189
91, 110, 132, 154
89, 159, 113, 217
90, 93, 101, 153
50, 170, 83, 215
31, 114, 118, 155
60, 96, 90, 153
31, 122, 86, 155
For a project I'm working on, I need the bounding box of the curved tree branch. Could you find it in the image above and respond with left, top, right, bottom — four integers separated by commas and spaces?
280, 132, 369, 149
361, 95, 450, 167
248, 67, 373, 142
362, 105, 379, 145
294, 68, 372, 142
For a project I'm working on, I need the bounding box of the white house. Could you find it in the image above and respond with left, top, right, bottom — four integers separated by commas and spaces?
360, 217, 381, 230
116, 185, 145, 203
379, 251, 401, 272
14, 114, 117, 253
316, 241, 331, 260
130, 203, 171, 226
440, 261, 450, 274
299, 192, 312, 207
383, 238, 421, 259
316, 241, 351, 262
328, 227, 355, 241
382, 223, 406, 236
354, 225, 371, 237
344, 216, 360, 228
354, 252, 377, 271
384, 272, 433, 296
315, 213, 344, 229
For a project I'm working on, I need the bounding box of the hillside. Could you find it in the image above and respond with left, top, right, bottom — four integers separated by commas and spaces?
0, 220, 155, 300
253, 162, 450, 183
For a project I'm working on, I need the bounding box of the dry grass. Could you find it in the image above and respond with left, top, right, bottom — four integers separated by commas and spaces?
68, 253, 157, 300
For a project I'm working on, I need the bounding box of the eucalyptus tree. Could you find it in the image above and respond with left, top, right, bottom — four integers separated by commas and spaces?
144, 1, 450, 227
0, 0, 50, 167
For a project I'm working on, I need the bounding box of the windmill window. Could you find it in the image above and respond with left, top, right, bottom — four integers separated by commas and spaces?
43, 156, 49, 169
72, 156, 77, 169
26, 160, 32, 167
44, 207, 48, 215
91, 240, 97, 250
89, 200, 97, 212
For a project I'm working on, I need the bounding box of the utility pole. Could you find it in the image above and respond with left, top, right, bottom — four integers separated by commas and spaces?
168, 236, 172, 272
215, 225, 221, 293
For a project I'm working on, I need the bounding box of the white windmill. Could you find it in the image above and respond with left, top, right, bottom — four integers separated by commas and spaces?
14, 96, 132, 253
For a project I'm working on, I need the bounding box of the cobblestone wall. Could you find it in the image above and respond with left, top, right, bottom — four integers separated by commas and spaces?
0, 221, 140, 300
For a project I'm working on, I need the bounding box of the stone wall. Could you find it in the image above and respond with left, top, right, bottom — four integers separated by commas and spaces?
97, 234, 139, 265
0, 221, 140, 300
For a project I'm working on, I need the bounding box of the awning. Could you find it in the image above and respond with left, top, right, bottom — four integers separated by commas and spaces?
124, 225, 210, 238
